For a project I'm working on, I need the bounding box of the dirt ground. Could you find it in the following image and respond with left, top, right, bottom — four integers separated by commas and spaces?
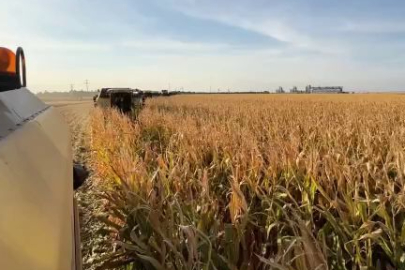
47, 100, 93, 108
53, 101, 107, 270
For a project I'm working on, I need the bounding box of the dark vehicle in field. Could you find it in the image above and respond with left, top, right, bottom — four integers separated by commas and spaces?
94, 88, 144, 116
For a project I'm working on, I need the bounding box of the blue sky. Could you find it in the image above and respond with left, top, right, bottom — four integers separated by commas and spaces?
2, 0, 405, 92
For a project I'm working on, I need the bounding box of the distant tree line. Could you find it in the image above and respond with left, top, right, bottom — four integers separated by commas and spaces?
37, 90, 98, 96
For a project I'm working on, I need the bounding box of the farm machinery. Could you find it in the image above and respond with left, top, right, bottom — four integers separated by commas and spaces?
0, 47, 87, 270
94, 87, 145, 117
92, 88, 176, 117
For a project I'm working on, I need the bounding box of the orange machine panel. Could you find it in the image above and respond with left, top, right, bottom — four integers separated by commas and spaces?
0, 47, 16, 74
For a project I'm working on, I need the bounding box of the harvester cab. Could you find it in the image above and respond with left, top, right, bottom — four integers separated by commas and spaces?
0, 47, 86, 270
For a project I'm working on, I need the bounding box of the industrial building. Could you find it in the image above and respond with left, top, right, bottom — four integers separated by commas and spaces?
276, 85, 345, 94
305, 85, 343, 93
290, 86, 305, 93
276, 87, 285, 93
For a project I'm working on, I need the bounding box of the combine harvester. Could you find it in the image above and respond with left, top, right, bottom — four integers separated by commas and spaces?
94, 87, 145, 117
0, 47, 87, 270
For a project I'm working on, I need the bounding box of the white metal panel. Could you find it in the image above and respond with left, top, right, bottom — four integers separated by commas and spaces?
0, 90, 74, 270
0, 88, 47, 119
0, 88, 48, 138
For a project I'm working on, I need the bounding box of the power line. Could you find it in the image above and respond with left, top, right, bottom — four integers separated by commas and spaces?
85, 79, 89, 91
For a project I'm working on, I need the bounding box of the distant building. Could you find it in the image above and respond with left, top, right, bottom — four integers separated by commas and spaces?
276, 87, 285, 93
305, 85, 343, 93
290, 86, 304, 93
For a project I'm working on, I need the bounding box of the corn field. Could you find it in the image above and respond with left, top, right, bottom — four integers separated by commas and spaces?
89, 94, 405, 270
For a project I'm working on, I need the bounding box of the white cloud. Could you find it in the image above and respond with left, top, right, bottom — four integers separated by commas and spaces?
340, 21, 405, 33
160, 0, 348, 55
121, 39, 230, 53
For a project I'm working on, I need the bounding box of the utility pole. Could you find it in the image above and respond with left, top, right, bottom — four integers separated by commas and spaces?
70, 84, 74, 92
85, 79, 89, 92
